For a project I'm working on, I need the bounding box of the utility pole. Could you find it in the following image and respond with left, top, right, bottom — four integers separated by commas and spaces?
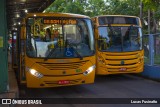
140, 0, 143, 19
148, 9, 151, 34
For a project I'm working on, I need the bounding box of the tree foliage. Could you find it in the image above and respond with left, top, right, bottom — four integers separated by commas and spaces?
105, 0, 140, 16
142, 0, 160, 11
45, 0, 160, 33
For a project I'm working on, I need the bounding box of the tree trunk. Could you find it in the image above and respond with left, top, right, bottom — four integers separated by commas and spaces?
148, 9, 151, 34
151, 11, 157, 33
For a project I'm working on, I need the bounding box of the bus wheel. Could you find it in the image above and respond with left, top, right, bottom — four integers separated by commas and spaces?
19, 85, 31, 97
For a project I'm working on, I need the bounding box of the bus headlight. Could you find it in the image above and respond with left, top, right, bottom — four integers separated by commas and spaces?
83, 65, 96, 76
29, 69, 43, 78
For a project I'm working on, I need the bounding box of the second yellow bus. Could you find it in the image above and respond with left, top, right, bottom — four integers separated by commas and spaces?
92, 15, 144, 75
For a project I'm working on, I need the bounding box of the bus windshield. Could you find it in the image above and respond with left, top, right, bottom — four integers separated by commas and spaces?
26, 17, 94, 58
98, 26, 142, 52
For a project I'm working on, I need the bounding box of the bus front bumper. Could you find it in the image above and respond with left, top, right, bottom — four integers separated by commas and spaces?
96, 63, 144, 75
26, 70, 95, 88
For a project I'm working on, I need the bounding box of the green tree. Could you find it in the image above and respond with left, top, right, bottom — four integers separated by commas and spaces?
45, 0, 160, 33
45, 0, 106, 16
45, 0, 85, 14
142, 0, 160, 33
105, 0, 140, 16
85, 0, 106, 17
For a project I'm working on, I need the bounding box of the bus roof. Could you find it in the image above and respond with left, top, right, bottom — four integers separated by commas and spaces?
93, 15, 140, 19
92, 15, 141, 27
25, 13, 90, 19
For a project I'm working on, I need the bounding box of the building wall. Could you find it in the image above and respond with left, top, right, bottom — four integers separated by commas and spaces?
0, 0, 8, 93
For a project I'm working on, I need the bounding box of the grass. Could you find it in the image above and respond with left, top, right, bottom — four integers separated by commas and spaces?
144, 55, 160, 65
154, 55, 160, 65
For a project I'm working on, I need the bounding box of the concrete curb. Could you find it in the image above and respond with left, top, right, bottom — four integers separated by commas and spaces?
141, 65, 160, 81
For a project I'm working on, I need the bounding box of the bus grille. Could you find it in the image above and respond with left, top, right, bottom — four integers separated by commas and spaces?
104, 52, 141, 72
36, 60, 88, 70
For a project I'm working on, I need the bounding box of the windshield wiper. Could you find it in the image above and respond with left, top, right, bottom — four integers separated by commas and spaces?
44, 40, 83, 61
44, 43, 59, 61
128, 25, 133, 46
108, 24, 114, 35
66, 40, 83, 60
128, 25, 133, 33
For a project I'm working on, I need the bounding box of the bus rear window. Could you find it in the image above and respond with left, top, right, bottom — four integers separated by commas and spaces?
98, 16, 139, 25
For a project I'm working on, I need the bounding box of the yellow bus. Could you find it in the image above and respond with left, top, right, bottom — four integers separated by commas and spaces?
18, 13, 96, 88
92, 15, 144, 75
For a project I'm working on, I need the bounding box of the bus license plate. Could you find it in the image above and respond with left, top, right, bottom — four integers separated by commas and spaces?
58, 80, 70, 85
119, 68, 127, 71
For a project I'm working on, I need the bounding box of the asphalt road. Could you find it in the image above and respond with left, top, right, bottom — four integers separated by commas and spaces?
16, 74, 160, 107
